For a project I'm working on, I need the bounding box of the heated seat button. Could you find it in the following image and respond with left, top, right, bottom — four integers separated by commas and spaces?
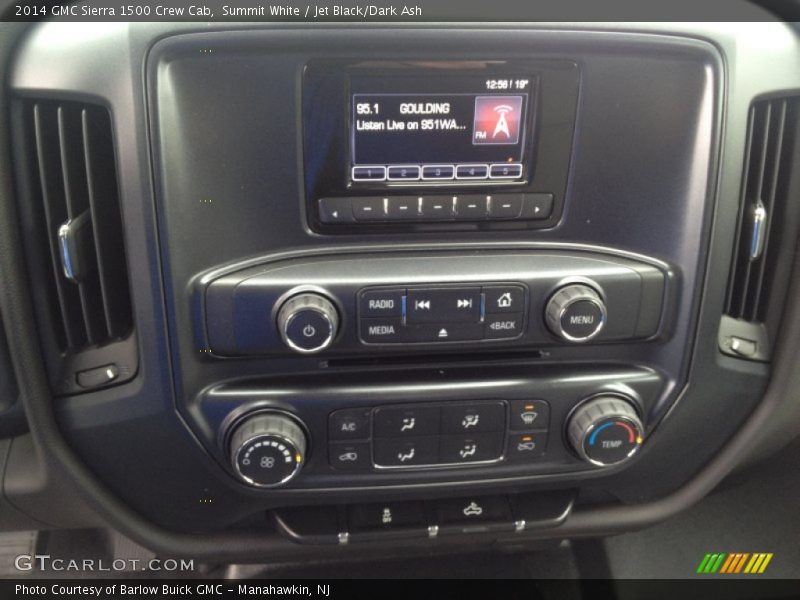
406, 288, 481, 323
359, 289, 404, 318
441, 401, 505, 434
440, 433, 504, 464
348, 501, 427, 533
373, 436, 439, 467
374, 406, 440, 438
509, 400, 550, 431
329, 441, 372, 471
488, 194, 523, 219
484, 313, 524, 339
506, 432, 547, 462
329, 409, 371, 441
360, 318, 403, 344
436, 496, 514, 535
484, 285, 525, 314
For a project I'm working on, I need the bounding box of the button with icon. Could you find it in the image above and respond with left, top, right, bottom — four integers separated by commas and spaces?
509, 400, 550, 432
483, 285, 526, 314
329, 408, 371, 441
328, 441, 372, 471
436, 495, 514, 534
373, 406, 440, 438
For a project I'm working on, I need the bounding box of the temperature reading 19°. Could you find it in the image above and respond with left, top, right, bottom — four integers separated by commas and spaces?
485, 78, 530, 91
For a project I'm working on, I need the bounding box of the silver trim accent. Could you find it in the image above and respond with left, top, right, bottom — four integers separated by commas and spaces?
427, 525, 439, 539
514, 520, 526, 533
229, 413, 307, 488
338, 532, 349, 545
749, 199, 767, 261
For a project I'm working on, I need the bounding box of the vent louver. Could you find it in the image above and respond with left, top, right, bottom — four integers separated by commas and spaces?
721, 96, 800, 361
13, 99, 137, 394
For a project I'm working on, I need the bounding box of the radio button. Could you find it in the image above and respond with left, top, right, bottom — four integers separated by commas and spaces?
489, 163, 523, 179
521, 193, 554, 220
509, 400, 550, 432
360, 318, 403, 344
352, 166, 386, 181
352, 197, 386, 221
374, 406, 440, 438
506, 432, 547, 461
484, 285, 525, 314
422, 165, 455, 180
488, 194, 523, 219
454, 195, 489, 219
329, 441, 372, 471
360, 290, 404, 318
387, 165, 421, 181
420, 196, 455, 220
455, 164, 489, 179
484, 313, 524, 339
406, 288, 481, 323
441, 401, 505, 434
374, 436, 438, 467
318, 198, 356, 224
440, 433, 504, 464
329, 409, 371, 441
386, 197, 420, 220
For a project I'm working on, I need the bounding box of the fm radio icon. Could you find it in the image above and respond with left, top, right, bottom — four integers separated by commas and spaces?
472, 96, 524, 146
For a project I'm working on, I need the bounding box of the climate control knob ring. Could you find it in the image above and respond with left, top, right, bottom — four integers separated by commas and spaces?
567, 395, 644, 467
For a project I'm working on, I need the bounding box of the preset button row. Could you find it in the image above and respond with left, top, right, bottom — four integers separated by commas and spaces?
318, 193, 553, 224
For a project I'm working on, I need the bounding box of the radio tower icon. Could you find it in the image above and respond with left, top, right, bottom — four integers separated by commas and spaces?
492, 105, 513, 139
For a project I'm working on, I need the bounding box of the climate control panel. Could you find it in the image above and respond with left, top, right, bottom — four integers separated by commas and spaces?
201, 250, 668, 356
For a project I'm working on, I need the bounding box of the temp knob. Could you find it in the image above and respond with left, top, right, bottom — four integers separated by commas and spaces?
277, 293, 339, 354
229, 413, 308, 487
567, 396, 644, 466
545, 284, 606, 342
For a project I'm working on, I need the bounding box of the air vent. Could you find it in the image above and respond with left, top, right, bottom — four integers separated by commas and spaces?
721, 96, 800, 361
12, 99, 137, 394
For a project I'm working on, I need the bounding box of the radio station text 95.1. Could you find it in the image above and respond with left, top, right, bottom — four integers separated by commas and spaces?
15, 4, 214, 16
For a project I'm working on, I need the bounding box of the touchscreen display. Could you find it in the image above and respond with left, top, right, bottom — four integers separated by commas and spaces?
349, 73, 534, 183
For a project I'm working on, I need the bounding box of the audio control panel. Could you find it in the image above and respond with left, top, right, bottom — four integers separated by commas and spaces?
200, 250, 670, 357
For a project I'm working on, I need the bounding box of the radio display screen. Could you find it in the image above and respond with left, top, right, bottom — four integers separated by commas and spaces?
348, 73, 534, 184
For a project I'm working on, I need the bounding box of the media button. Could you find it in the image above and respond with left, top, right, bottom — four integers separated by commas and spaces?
373, 436, 439, 467
360, 289, 404, 318
488, 194, 523, 219
352, 197, 386, 221
455, 164, 489, 179
421, 165, 455, 180
360, 318, 403, 344
386, 197, 420, 220
489, 163, 523, 179
406, 287, 481, 323
387, 165, 421, 181
420, 196, 455, 220
352, 166, 386, 181
318, 198, 356, 224
484, 313, 524, 339
454, 195, 489, 219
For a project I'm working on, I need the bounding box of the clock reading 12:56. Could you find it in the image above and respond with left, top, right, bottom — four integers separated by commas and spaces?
485, 78, 531, 91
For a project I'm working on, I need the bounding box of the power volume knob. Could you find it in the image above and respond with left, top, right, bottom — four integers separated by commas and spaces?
567, 396, 644, 466
229, 413, 308, 487
277, 293, 339, 354
545, 284, 606, 342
